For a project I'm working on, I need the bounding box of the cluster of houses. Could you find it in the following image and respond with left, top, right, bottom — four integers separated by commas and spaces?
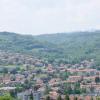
0, 51, 44, 66
0, 52, 100, 100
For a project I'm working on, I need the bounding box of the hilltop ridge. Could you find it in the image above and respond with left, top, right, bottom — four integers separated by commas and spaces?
0, 31, 100, 65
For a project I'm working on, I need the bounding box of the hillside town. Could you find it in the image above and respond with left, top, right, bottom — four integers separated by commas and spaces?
0, 51, 100, 100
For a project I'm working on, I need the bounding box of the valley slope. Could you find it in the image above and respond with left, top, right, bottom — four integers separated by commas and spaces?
0, 31, 100, 65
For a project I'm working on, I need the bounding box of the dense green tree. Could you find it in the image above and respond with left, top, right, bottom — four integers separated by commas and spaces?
30, 92, 33, 100
57, 95, 62, 100
90, 97, 93, 100
44, 85, 51, 95
65, 95, 70, 100
0, 96, 18, 100
10, 90, 17, 98
74, 97, 78, 100
3, 67, 8, 74
74, 88, 81, 94
95, 77, 100, 84
46, 96, 50, 100
81, 88, 86, 93
96, 96, 100, 100
67, 86, 73, 94
23, 79, 31, 89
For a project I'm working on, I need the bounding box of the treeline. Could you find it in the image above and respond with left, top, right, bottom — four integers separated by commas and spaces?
1, 31, 100, 65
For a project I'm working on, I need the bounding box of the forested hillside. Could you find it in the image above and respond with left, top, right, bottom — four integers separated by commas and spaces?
0, 31, 100, 65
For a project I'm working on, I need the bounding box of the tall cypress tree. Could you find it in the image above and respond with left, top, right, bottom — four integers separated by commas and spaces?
57, 95, 62, 100
46, 96, 50, 100
65, 95, 70, 100
74, 96, 78, 100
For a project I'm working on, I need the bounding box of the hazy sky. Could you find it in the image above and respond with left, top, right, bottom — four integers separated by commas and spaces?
0, 0, 100, 35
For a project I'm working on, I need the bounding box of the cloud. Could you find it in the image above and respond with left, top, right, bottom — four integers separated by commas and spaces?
0, 0, 100, 35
